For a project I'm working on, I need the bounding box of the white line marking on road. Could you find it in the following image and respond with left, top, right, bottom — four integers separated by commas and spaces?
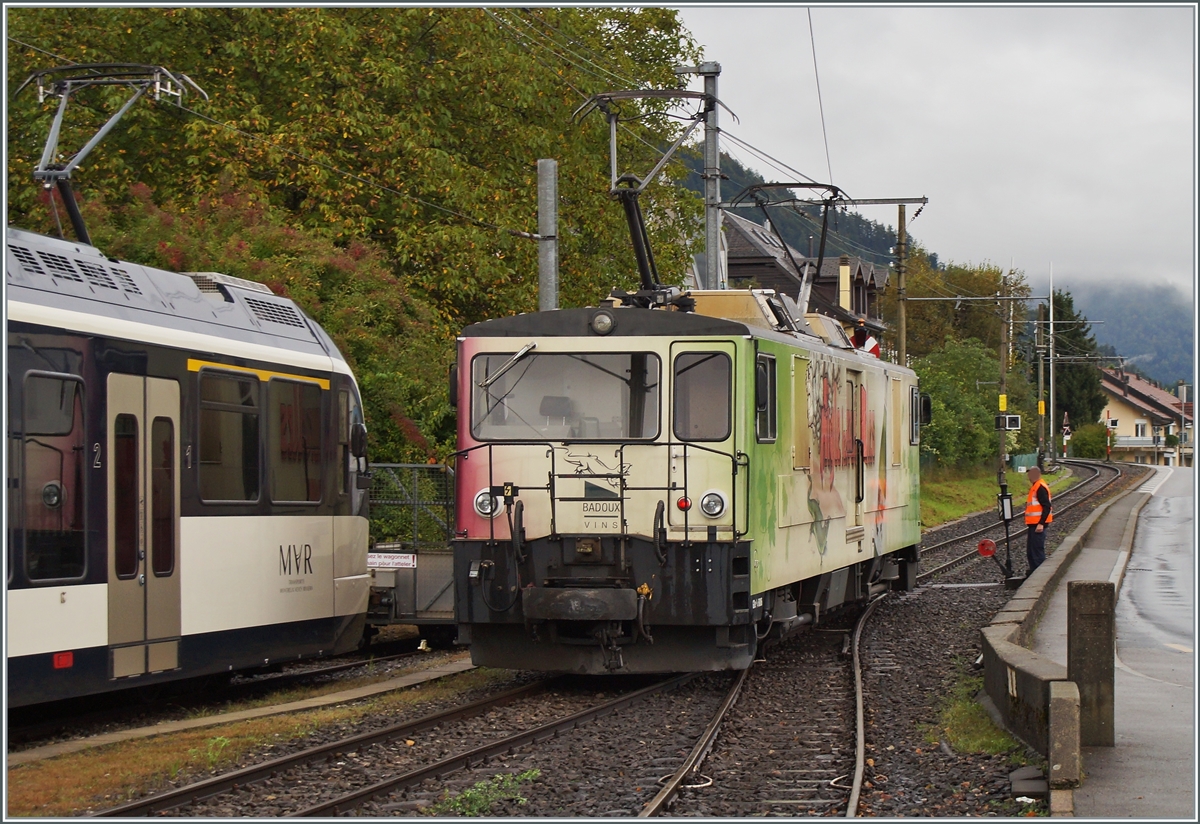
1137, 467, 1174, 495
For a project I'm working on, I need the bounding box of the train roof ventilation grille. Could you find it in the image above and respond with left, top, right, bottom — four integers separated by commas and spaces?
244, 297, 307, 328
76, 261, 119, 291
36, 251, 85, 283
110, 268, 142, 295
9, 245, 46, 276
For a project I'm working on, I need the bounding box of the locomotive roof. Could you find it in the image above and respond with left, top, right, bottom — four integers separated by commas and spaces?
5, 226, 350, 375
461, 305, 752, 338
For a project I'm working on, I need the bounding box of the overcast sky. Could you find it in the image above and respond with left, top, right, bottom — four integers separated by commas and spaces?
674, 5, 1196, 300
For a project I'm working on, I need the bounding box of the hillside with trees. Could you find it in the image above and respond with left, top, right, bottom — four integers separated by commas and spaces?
6, 7, 704, 461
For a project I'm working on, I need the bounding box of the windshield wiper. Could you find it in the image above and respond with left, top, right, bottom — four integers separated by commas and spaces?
478, 342, 536, 389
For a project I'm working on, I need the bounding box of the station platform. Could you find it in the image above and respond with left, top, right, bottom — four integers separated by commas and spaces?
1028, 465, 1194, 818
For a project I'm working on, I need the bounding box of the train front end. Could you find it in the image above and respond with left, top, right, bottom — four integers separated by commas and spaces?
452, 306, 754, 673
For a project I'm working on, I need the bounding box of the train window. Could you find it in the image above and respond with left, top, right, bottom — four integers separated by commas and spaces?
151, 418, 175, 575
268, 379, 323, 503
198, 373, 260, 502
674, 352, 731, 442
113, 414, 139, 578
471, 352, 660, 440
339, 390, 350, 494
909, 387, 921, 445
22, 374, 87, 581
891, 379, 903, 465
792, 356, 811, 469
755, 354, 777, 443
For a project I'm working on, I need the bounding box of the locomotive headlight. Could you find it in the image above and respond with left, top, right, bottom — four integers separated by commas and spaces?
42, 481, 63, 509
590, 310, 615, 335
699, 490, 726, 518
474, 489, 500, 518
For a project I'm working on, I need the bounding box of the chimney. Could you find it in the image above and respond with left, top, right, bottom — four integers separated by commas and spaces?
839, 255, 851, 311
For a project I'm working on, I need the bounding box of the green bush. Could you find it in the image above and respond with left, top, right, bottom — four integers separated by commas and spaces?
1069, 422, 1108, 459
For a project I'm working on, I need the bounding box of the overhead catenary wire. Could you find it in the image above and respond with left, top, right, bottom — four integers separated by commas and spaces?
807, 8, 834, 185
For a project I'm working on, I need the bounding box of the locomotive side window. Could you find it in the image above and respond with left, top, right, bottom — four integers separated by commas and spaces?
792, 356, 811, 469
198, 373, 261, 502
268, 379, 323, 503
909, 387, 921, 445
755, 354, 777, 443
113, 414, 140, 578
674, 352, 731, 442
891, 378, 903, 466
22, 373, 87, 580
151, 418, 175, 575
471, 352, 660, 441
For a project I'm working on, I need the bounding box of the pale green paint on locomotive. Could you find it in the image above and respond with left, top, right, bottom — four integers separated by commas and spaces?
733, 333, 922, 596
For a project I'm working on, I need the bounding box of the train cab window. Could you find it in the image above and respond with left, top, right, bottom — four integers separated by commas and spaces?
338, 389, 350, 494
909, 387, 921, 445
151, 418, 175, 575
268, 379, 323, 503
755, 354, 777, 443
793, 356, 811, 469
674, 352, 731, 442
198, 373, 261, 502
21, 373, 87, 580
471, 352, 660, 441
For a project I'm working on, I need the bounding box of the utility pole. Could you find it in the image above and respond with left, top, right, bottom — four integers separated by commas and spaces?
1048, 264, 1056, 465
998, 277, 1008, 489
701, 62, 722, 290
537, 158, 558, 311
897, 204, 907, 365
1037, 303, 1046, 469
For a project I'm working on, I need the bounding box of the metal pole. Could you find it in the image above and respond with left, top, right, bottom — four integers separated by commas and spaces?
701, 62, 722, 291
897, 204, 907, 365
998, 276, 1008, 490
1049, 263, 1056, 464
537, 159, 558, 311
1037, 303, 1046, 470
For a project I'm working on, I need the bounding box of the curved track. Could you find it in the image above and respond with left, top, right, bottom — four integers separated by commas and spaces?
918, 460, 1122, 582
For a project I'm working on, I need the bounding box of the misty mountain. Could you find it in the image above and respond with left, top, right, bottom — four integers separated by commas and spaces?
1064, 280, 1194, 386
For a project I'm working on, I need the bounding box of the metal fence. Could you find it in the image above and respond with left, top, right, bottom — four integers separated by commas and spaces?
367, 463, 456, 624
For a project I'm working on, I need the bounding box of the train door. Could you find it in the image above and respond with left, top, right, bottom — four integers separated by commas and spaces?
846, 369, 864, 535
106, 373, 181, 679
667, 341, 738, 532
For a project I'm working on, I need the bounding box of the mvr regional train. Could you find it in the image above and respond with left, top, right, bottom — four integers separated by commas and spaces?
6, 226, 372, 707
452, 288, 930, 673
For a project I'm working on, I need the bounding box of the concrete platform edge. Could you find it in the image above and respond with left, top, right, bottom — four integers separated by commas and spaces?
978, 474, 1151, 816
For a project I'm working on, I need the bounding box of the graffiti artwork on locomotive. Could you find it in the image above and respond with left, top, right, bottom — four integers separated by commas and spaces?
5, 227, 373, 706
452, 290, 929, 673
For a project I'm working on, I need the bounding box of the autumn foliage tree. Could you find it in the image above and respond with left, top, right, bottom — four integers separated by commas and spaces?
7, 7, 705, 458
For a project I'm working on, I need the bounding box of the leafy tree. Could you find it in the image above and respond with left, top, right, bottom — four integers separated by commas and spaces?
77, 181, 453, 463
7, 7, 704, 457
7, 7, 704, 328
1068, 423, 1109, 460
877, 247, 1030, 361
1048, 289, 1106, 434
911, 338, 1003, 468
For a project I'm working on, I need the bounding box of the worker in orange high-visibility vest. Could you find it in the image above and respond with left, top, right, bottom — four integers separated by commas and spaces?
1024, 466, 1053, 573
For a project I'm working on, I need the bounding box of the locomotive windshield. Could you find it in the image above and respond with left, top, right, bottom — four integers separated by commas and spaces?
471, 352, 660, 441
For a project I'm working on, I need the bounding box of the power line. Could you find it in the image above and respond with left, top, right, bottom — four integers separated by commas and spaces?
807, 8, 834, 185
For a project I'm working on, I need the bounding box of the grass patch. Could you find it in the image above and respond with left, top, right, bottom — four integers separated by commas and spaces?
922, 660, 1027, 761
921, 463, 1080, 529
6, 663, 516, 817
427, 769, 540, 816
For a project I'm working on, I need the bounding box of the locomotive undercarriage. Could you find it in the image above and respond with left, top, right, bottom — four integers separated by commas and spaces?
454, 533, 918, 674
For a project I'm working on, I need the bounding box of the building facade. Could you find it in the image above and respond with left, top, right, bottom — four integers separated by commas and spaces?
1098, 368, 1192, 467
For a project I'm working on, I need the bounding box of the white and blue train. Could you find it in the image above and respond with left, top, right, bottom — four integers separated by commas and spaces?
6, 226, 372, 707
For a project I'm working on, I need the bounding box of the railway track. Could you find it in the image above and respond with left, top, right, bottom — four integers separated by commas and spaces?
917, 460, 1123, 581
93, 674, 702, 817
8, 642, 425, 750
643, 602, 882, 817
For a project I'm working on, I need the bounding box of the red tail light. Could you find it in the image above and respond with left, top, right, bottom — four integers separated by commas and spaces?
53, 651, 74, 669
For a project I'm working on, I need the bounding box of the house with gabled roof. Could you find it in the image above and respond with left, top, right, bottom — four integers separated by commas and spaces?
1098, 368, 1192, 466
717, 211, 890, 338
